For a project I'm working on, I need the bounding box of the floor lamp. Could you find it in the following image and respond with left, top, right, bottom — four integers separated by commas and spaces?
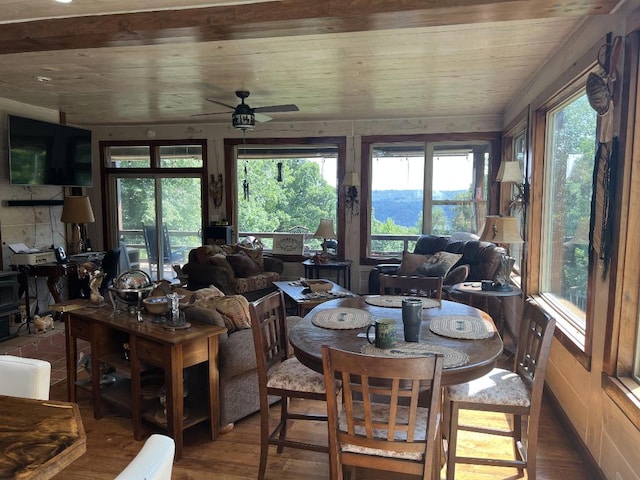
61, 196, 95, 254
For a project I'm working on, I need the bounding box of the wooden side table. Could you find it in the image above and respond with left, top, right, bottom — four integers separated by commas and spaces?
450, 282, 522, 338
302, 259, 352, 289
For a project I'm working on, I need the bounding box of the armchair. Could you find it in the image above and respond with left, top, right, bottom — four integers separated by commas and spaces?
183, 244, 284, 298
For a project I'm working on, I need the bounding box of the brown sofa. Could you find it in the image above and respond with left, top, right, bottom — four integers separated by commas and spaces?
182, 244, 284, 298
368, 234, 505, 294
183, 289, 301, 428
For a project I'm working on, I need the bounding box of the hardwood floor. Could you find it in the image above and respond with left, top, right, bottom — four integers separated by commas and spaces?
50, 381, 597, 480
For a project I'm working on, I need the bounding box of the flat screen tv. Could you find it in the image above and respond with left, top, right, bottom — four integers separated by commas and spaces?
8, 114, 93, 187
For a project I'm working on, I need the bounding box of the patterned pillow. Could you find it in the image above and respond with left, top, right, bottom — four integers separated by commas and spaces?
226, 251, 261, 277
417, 251, 463, 278
397, 252, 429, 276
193, 294, 251, 332
214, 295, 252, 332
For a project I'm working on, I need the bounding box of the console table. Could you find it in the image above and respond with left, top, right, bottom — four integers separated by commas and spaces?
64, 304, 226, 459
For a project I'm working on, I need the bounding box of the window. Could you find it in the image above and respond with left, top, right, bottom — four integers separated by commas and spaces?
101, 140, 207, 281
539, 91, 596, 338
361, 135, 496, 261
224, 137, 346, 257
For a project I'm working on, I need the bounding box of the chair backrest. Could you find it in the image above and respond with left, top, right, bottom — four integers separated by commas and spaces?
143, 224, 173, 263
248, 291, 289, 398
321, 345, 444, 479
514, 299, 556, 412
119, 241, 132, 272
379, 274, 443, 299
114, 434, 175, 480
0, 355, 51, 400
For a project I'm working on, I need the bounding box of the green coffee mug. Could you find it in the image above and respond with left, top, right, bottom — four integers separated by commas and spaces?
367, 318, 397, 349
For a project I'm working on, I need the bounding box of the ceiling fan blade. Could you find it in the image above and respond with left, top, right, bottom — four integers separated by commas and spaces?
205, 97, 236, 110
255, 112, 272, 123
191, 111, 229, 117
254, 104, 299, 113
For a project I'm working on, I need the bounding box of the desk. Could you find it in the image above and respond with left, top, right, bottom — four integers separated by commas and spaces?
65, 305, 226, 459
0, 394, 86, 480
289, 297, 503, 386
274, 279, 356, 316
302, 259, 352, 289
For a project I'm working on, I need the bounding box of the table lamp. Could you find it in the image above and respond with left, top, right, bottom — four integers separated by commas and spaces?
313, 218, 336, 253
479, 215, 523, 291
61, 195, 95, 254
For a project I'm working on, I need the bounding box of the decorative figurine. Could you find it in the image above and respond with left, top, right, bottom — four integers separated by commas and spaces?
32, 314, 54, 333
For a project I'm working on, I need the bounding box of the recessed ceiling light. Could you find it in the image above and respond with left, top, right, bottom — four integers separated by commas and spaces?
34, 76, 52, 82
55, 0, 73, 3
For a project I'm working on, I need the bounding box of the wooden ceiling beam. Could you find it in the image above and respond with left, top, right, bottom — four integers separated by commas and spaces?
0, 0, 617, 55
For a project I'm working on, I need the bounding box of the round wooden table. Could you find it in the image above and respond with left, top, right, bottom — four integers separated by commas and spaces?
289, 296, 504, 386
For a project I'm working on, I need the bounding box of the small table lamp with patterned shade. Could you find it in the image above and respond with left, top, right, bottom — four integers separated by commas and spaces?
479, 215, 524, 291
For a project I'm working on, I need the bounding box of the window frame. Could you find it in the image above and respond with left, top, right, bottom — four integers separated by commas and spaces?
223, 137, 346, 260
359, 132, 501, 265
99, 138, 209, 254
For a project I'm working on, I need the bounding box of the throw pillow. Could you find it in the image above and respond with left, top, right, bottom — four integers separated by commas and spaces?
209, 253, 235, 279
417, 251, 463, 278
192, 285, 225, 300
215, 295, 252, 332
226, 251, 261, 278
235, 244, 265, 271
194, 245, 214, 264
397, 251, 429, 276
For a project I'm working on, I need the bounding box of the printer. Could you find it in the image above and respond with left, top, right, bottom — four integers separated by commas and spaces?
8, 243, 56, 266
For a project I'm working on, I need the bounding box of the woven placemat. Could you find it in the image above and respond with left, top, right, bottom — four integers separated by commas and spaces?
360, 342, 469, 368
429, 315, 494, 339
312, 308, 372, 329
365, 296, 440, 309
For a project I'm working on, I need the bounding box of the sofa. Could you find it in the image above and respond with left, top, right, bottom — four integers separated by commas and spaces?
368, 234, 506, 295
181, 287, 301, 428
182, 244, 284, 298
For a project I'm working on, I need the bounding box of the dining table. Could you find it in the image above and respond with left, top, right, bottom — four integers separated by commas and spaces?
289, 295, 504, 386
0, 394, 87, 480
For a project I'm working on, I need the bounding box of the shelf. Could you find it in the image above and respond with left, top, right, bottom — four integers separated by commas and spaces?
142, 404, 208, 431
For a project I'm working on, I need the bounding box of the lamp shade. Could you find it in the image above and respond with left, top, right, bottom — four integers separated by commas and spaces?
314, 218, 336, 239
479, 216, 523, 244
496, 161, 522, 183
341, 171, 360, 186
61, 196, 95, 224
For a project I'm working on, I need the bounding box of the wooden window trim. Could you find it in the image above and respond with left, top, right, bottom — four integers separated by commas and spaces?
359, 132, 501, 265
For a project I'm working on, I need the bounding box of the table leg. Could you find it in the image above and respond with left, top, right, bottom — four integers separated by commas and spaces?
208, 336, 220, 441
65, 314, 76, 402
166, 345, 184, 459
130, 336, 143, 441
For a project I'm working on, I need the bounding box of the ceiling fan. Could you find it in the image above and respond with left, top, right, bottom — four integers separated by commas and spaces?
194, 90, 299, 130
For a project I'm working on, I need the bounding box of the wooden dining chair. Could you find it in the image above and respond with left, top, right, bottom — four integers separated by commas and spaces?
444, 298, 556, 480
249, 290, 336, 480
321, 345, 444, 480
379, 273, 443, 299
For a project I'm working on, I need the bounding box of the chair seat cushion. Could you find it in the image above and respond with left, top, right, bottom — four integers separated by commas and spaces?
339, 401, 429, 461
267, 357, 328, 394
446, 367, 531, 407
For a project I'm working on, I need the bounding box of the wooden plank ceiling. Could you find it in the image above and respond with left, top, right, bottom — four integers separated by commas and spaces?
0, 0, 620, 126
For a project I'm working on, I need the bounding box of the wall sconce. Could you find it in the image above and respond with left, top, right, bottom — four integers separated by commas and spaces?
61, 195, 95, 254
342, 171, 360, 216
496, 161, 529, 210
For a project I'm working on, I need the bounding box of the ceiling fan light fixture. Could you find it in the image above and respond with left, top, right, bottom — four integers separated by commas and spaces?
232, 112, 255, 130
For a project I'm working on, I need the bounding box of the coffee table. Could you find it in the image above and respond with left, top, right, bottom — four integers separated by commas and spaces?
274, 279, 357, 316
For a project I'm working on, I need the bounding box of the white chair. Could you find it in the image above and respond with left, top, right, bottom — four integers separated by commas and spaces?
0, 354, 51, 400
115, 434, 175, 480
